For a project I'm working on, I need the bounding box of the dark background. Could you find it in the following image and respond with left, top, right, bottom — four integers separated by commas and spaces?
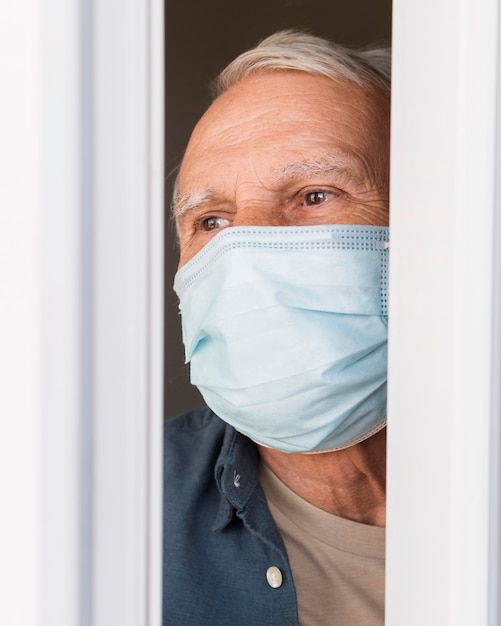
164, 0, 393, 418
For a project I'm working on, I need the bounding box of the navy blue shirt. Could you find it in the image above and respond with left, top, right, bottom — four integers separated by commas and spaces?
163, 407, 299, 625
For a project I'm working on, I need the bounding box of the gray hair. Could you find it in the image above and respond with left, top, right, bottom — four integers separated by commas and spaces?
213, 30, 391, 99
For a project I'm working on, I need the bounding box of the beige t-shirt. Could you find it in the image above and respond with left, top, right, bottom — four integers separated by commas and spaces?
259, 462, 385, 626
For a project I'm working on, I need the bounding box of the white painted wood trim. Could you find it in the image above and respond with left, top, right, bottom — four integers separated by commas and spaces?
0, 2, 164, 624
91, 1, 164, 625
387, 0, 501, 623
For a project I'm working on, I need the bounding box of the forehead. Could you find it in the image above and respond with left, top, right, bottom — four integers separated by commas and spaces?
179, 71, 387, 193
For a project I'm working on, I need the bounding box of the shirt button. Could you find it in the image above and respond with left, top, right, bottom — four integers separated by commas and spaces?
266, 566, 283, 589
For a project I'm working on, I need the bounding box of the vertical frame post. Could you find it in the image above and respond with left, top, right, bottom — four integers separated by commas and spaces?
0, 1, 164, 625
91, 1, 164, 625
388, 0, 501, 624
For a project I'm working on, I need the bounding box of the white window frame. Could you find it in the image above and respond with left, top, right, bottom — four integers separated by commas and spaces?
90, 1, 164, 624
0, 1, 164, 625
387, 0, 501, 624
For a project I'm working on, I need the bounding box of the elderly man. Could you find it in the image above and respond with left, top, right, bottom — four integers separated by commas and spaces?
164, 31, 390, 625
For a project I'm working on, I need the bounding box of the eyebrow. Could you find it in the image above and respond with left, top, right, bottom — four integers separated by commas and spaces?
172, 155, 364, 220
173, 189, 219, 221
269, 155, 364, 187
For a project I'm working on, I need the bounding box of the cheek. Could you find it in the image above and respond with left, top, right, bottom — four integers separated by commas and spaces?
349, 202, 389, 227
178, 234, 209, 268
178, 242, 195, 269
177, 227, 193, 268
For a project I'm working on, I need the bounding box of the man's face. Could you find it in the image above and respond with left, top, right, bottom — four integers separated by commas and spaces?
176, 71, 390, 268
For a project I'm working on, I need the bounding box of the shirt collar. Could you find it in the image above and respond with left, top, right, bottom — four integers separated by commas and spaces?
213, 423, 261, 531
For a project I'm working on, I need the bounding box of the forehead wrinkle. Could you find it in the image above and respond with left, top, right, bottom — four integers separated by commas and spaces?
269, 156, 365, 188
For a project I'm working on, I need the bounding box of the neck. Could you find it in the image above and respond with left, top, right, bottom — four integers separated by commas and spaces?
258, 428, 386, 527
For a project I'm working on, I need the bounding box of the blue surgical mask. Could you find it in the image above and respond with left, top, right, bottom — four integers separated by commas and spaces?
174, 224, 389, 454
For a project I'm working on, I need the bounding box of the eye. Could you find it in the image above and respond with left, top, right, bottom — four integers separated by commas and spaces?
198, 215, 231, 232
303, 191, 329, 206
